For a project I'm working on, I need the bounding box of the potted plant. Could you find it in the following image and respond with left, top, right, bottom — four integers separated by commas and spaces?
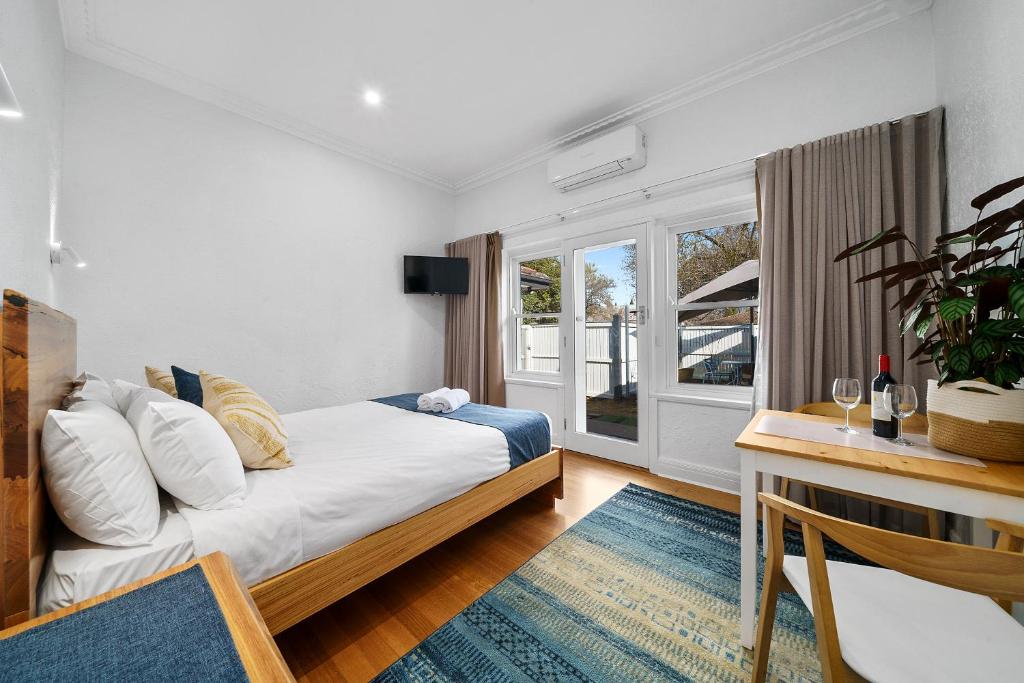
835, 176, 1024, 461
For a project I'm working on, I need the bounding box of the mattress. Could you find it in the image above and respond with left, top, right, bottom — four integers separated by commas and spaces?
41, 399, 533, 612
39, 495, 194, 614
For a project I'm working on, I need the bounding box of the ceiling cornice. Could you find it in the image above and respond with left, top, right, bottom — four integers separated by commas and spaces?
59, 0, 458, 193
452, 0, 934, 193
60, 0, 933, 197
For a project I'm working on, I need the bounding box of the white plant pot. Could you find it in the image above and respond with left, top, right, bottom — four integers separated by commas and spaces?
927, 379, 1024, 462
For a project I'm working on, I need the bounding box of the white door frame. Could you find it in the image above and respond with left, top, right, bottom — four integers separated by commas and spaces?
561, 222, 651, 468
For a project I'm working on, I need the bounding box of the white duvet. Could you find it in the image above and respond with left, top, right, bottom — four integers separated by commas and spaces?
40, 400, 512, 612
175, 400, 511, 585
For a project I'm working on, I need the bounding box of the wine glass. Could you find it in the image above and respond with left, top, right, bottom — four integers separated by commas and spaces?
832, 378, 862, 434
883, 384, 918, 446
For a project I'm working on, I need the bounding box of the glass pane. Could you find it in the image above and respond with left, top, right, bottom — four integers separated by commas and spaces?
676, 222, 759, 301
519, 257, 561, 315
517, 317, 559, 373
677, 307, 758, 386
580, 242, 638, 442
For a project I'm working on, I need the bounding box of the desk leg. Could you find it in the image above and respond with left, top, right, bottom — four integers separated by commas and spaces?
740, 450, 757, 649
761, 473, 777, 558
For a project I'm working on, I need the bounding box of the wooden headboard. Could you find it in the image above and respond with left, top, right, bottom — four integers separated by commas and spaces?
0, 290, 76, 626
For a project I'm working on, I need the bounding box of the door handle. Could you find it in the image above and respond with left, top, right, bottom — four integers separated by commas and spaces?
637, 305, 647, 325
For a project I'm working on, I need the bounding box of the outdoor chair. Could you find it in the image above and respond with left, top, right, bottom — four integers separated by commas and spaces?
702, 356, 734, 384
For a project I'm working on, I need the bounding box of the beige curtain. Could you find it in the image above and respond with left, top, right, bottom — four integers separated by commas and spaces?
755, 107, 945, 530
444, 232, 505, 406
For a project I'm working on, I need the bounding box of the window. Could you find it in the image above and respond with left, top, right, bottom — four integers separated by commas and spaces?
511, 255, 562, 375
671, 221, 759, 388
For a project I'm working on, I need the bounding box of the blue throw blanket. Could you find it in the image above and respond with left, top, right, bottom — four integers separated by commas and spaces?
0, 565, 246, 681
372, 393, 551, 468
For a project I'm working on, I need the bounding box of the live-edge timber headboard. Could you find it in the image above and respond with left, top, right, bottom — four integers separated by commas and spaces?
0, 289, 76, 627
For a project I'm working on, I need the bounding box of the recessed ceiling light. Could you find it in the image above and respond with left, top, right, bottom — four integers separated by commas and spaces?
363, 89, 382, 107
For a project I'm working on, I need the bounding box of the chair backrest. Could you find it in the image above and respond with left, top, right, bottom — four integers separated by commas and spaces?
759, 492, 1024, 603
703, 357, 718, 371
793, 401, 929, 432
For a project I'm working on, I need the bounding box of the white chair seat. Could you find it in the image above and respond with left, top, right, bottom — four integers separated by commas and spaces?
782, 555, 1024, 683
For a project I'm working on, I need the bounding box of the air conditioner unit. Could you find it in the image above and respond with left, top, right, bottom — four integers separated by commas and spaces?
548, 125, 647, 192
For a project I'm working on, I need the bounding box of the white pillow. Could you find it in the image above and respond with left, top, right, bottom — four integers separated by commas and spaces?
62, 372, 119, 412
41, 401, 160, 546
124, 387, 246, 510
111, 379, 144, 415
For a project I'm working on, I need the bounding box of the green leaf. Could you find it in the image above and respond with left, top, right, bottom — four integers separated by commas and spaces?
974, 265, 1019, 280
937, 297, 976, 322
977, 319, 1024, 337
1006, 339, 1024, 355
948, 345, 973, 374
971, 175, 1024, 210
939, 234, 979, 246
901, 302, 925, 336
914, 312, 934, 339
1010, 282, 1024, 319
994, 362, 1022, 387
971, 336, 994, 360
890, 279, 929, 312
834, 227, 905, 262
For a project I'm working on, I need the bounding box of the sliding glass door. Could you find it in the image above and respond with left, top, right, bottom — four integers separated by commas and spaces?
562, 223, 649, 467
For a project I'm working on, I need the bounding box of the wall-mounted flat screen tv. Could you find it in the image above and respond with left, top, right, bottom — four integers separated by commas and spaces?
403, 255, 469, 295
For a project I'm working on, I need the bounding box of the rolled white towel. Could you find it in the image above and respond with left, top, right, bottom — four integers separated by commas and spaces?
433, 388, 470, 414
417, 387, 450, 411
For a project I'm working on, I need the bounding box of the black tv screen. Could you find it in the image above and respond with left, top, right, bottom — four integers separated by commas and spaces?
404, 256, 469, 295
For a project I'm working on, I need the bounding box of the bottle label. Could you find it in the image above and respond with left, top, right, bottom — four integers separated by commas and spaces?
871, 391, 889, 421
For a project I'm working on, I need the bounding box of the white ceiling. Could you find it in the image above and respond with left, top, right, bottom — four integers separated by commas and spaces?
59, 0, 931, 192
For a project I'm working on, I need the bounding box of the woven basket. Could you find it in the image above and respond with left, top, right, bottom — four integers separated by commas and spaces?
927, 379, 1024, 462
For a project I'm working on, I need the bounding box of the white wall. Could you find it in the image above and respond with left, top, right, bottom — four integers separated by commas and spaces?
58, 55, 455, 412
0, 0, 65, 305
459, 13, 938, 491
455, 13, 938, 239
932, 0, 1024, 231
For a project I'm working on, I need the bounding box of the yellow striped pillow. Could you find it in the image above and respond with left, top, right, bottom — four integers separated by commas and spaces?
145, 366, 178, 397
199, 371, 292, 470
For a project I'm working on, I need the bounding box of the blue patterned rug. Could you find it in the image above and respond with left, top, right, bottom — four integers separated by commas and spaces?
374, 483, 869, 683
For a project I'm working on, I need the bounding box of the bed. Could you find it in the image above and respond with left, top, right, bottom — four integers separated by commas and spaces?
0, 289, 563, 633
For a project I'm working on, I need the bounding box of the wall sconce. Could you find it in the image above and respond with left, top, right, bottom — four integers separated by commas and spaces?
50, 242, 87, 268
0, 62, 22, 119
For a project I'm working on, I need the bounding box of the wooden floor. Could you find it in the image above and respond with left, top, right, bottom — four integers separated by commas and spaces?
275, 451, 737, 682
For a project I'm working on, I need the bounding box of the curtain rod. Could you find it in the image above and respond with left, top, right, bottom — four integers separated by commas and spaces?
497, 156, 761, 236
495, 107, 937, 237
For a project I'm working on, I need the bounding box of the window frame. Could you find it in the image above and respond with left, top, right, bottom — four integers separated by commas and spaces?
662, 209, 759, 403
507, 248, 565, 381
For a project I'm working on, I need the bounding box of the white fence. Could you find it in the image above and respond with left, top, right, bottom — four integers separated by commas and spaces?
519, 321, 638, 397
520, 321, 757, 390
678, 324, 757, 381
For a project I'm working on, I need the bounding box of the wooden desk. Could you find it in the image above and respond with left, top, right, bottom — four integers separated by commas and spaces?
1, 553, 294, 682
735, 409, 1024, 648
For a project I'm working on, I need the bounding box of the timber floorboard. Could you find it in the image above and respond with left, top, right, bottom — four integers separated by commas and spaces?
275, 450, 737, 682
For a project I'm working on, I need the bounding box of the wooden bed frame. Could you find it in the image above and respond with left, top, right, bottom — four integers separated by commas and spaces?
0, 289, 564, 633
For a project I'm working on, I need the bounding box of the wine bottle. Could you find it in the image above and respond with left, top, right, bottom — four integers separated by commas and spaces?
871, 354, 898, 438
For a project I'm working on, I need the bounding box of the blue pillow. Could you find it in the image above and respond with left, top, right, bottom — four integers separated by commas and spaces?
171, 366, 203, 406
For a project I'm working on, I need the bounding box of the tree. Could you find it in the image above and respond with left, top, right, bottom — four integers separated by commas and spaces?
585, 263, 617, 320
520, 257, 561, 322
621, 242, 637, 292
518, 257, 618, 321
677, 222, 759, 299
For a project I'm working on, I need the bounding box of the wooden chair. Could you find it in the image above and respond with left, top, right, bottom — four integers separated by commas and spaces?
779, 402, 941, 539
752, 492, 1024, 683
988, 518, 1024, 613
